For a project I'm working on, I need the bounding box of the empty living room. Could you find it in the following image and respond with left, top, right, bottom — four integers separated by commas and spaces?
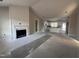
0, 0, 79, 58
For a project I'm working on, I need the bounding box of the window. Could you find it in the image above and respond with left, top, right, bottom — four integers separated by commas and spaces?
50, 22, 58, 28
62, 23, 66, 32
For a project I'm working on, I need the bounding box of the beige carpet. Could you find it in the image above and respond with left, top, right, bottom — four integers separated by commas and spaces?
26, 34, 79, 58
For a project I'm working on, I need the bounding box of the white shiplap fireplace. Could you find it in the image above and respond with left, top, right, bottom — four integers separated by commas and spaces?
12, 25, 29, 40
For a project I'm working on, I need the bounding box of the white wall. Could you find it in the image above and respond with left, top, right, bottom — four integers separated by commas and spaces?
0, 6, 29, 41
0, 7, 11, 42
9, 6, 29, 40
0, 6, 44, 41
76, 14, 79, 39
29, 8, 44, 34
68, 10, 78, 39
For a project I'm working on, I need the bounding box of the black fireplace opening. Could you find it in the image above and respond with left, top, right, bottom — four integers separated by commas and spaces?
16, 29, 26, 38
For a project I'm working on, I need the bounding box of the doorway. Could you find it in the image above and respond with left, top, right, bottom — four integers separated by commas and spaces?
61, 22, 69, 34
35, 19, 39, 32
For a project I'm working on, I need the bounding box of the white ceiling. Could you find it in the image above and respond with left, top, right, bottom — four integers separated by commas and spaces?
32, 0, 78, 18
0, 0, 40, 6
0, 0, 78, 19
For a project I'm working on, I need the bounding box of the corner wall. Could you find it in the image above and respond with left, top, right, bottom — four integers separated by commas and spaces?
68, 9, 78, 39
29, 8, 44, 34
9, 6, 29, 40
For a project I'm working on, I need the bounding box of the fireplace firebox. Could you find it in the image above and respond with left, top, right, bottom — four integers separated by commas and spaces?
16, 29, 26, 38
